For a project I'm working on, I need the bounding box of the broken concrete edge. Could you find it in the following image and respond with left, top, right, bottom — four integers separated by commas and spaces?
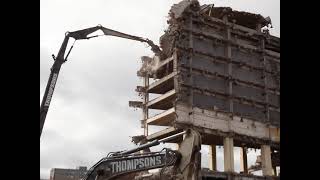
131, 135, 147, 145
141, 0, 277, 78
130, 87, 279, 146
175, 123, 280, 150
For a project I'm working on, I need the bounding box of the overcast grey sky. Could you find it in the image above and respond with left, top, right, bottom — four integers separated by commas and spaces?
40, 0, 279, 178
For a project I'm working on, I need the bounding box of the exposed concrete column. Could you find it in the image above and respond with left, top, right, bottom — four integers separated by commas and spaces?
175, 143, 180, 150
261, 145, 273, 176
240, 147, 248, 174
223, 137, 234, 172
273, 166, 277, 176
142, 74, 149, 136
208, 145, 217, 171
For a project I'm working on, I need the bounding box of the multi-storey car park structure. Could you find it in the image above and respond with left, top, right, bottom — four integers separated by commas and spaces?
130, 0, 280, 179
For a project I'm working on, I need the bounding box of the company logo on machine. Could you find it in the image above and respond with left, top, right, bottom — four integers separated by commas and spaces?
44, 73, 58, 106
109, 155, 163, 174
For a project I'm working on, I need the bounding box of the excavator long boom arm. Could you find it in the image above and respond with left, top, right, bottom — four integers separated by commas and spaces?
40, 25, 161, 137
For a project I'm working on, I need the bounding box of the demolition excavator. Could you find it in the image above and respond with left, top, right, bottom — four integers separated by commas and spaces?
40, 25, 203, 180
82, 129, 202, 180
40, 25, 161, 137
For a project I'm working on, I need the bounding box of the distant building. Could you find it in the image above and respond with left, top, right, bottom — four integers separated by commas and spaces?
49, 166, 87, 180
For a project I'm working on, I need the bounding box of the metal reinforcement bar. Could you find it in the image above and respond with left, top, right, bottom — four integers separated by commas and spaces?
119, 130, 187, 155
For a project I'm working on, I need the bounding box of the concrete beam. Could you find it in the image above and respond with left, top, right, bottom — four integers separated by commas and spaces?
147, 89, 176, 110
261, 145, 273, 176
146, 127, 182, 142
148, 72, 176, 94
208, 145, 217, 171
175, 104, 280, 144
146, 107, 175, 126
223, 137, 234, 172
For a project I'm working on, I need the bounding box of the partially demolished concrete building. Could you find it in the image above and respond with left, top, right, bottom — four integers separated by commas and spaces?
130, 0, 280, 179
